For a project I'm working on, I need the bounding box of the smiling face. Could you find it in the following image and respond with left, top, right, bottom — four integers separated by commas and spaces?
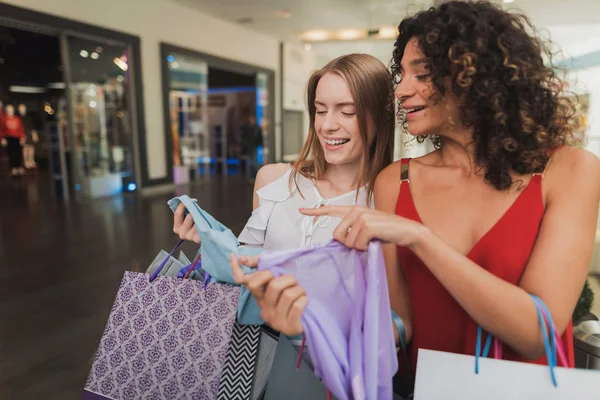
314, 72, 371, 167
395, 37, 463, 137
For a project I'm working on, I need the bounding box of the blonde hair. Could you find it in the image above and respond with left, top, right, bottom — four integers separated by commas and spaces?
292, 53, 395, 202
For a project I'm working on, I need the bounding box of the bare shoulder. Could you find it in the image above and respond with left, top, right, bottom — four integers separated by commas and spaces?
545, 146, 600, 200
255, 163, 291, 191
375, 160, 402, 188
374, 160, 403, 210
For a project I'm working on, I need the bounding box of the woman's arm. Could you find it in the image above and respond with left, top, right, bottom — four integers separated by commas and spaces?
409, 147, 600, 359
374, 162, 413, 344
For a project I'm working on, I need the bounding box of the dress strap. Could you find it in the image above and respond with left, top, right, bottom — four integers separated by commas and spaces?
400, 158, 410, 182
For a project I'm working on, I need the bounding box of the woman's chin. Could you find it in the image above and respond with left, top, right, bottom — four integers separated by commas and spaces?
323, 152, 360, 166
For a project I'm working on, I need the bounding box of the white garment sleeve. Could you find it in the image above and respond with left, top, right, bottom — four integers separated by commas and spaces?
238, 168, 295, 246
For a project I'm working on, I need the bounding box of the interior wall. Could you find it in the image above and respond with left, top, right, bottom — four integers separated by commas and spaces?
281, 42, 317, 162
4, 0, 279, 183
567, 66, 600, 157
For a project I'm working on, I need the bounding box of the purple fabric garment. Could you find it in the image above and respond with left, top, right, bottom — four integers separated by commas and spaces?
258, 240, 398, 400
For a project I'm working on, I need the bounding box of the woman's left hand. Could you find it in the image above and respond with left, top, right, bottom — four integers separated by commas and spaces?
300, 206, 425, 251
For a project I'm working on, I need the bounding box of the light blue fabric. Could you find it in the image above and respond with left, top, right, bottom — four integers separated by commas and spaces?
167, 195, 264, 324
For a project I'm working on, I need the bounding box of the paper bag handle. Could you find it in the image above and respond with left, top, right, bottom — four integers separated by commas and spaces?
475, 294, 565, 387
149, 239, 184, 282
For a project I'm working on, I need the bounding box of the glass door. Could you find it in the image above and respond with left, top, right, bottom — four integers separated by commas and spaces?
62, 34, 137, 197
166, 53, 209, 184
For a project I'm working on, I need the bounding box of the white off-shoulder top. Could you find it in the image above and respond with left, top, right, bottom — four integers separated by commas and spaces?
238, 166, 371, 250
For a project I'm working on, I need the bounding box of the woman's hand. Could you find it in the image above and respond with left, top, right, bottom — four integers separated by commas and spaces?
300, 206, 426, 251
230, 253, 307, 336
173, 203, 200, 243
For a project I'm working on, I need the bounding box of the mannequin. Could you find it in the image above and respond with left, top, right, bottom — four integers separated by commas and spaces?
18, 104, 38, 169
1, 104, 25, 175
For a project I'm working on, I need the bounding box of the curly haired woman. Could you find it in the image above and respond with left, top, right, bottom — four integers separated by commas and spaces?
246, 0, 600, 374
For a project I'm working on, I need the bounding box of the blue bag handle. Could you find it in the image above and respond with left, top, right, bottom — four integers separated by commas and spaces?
392, 310, 412, 377
475, 294, 559, 387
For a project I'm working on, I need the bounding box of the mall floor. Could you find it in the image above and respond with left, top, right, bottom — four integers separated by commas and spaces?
1, 172, 600, 399
0, 173, 253, 400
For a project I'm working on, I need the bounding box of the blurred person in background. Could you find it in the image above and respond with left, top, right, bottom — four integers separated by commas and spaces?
18, 103, 38, 169
240, 114, 263, 183
1, 104, 25, 176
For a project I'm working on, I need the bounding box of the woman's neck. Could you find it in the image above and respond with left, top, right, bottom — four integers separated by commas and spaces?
319, 161, 361, 196
435, 127, 481, 176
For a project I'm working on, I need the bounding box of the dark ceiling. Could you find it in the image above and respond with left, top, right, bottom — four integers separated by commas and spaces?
208, 66, 255, 89
0, 27, 62, 92
0, 27, 129, 99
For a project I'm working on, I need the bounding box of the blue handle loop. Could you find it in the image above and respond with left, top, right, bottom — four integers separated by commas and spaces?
475, 294, 559, 387
392, 310, 412, 377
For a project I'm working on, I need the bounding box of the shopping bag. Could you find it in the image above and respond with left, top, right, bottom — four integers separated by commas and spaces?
82, 270, 240, 399
263, 335, 329, 400
263, 335, 406, 400
413, 295, 600, 399
167, 195, 263, 400
82, 195, 262, 400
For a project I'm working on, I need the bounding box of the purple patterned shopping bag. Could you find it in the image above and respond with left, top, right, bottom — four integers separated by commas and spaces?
82, 271, 240, 400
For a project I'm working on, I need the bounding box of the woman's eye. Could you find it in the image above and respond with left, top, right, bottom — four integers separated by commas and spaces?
342, 112, 355, 117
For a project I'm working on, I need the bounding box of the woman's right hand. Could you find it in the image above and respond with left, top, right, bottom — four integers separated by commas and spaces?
173, 203, 200, 243
231, 254, 307, 336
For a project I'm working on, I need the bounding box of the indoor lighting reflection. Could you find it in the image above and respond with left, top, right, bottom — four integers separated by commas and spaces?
113, 56, 128, 71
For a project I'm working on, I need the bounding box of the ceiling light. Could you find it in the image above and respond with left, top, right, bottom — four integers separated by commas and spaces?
113, 56, 128, 71
89, 100, 97, 108
272, 10, 292, 19
48, 82, 66, 89
303, 30, 330, 41
378, 26, 398, 39
117, 75, 125, 83
91, 52, 99, 60
80, 50, 89, 58
9, 86, 46, 94
336, 29, 364, 40
304, 43, 312, 51
96, 46, 103, 53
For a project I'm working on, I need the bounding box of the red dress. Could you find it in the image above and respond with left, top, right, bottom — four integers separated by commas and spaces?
395, 158, 575, 371
3, 115, 24, 139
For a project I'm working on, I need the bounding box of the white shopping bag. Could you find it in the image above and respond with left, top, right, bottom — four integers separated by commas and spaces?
414, 294, 600, 400
414, 348, 600, 399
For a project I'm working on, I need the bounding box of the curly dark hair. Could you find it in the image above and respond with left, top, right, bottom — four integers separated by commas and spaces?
391, 0, 582, 190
